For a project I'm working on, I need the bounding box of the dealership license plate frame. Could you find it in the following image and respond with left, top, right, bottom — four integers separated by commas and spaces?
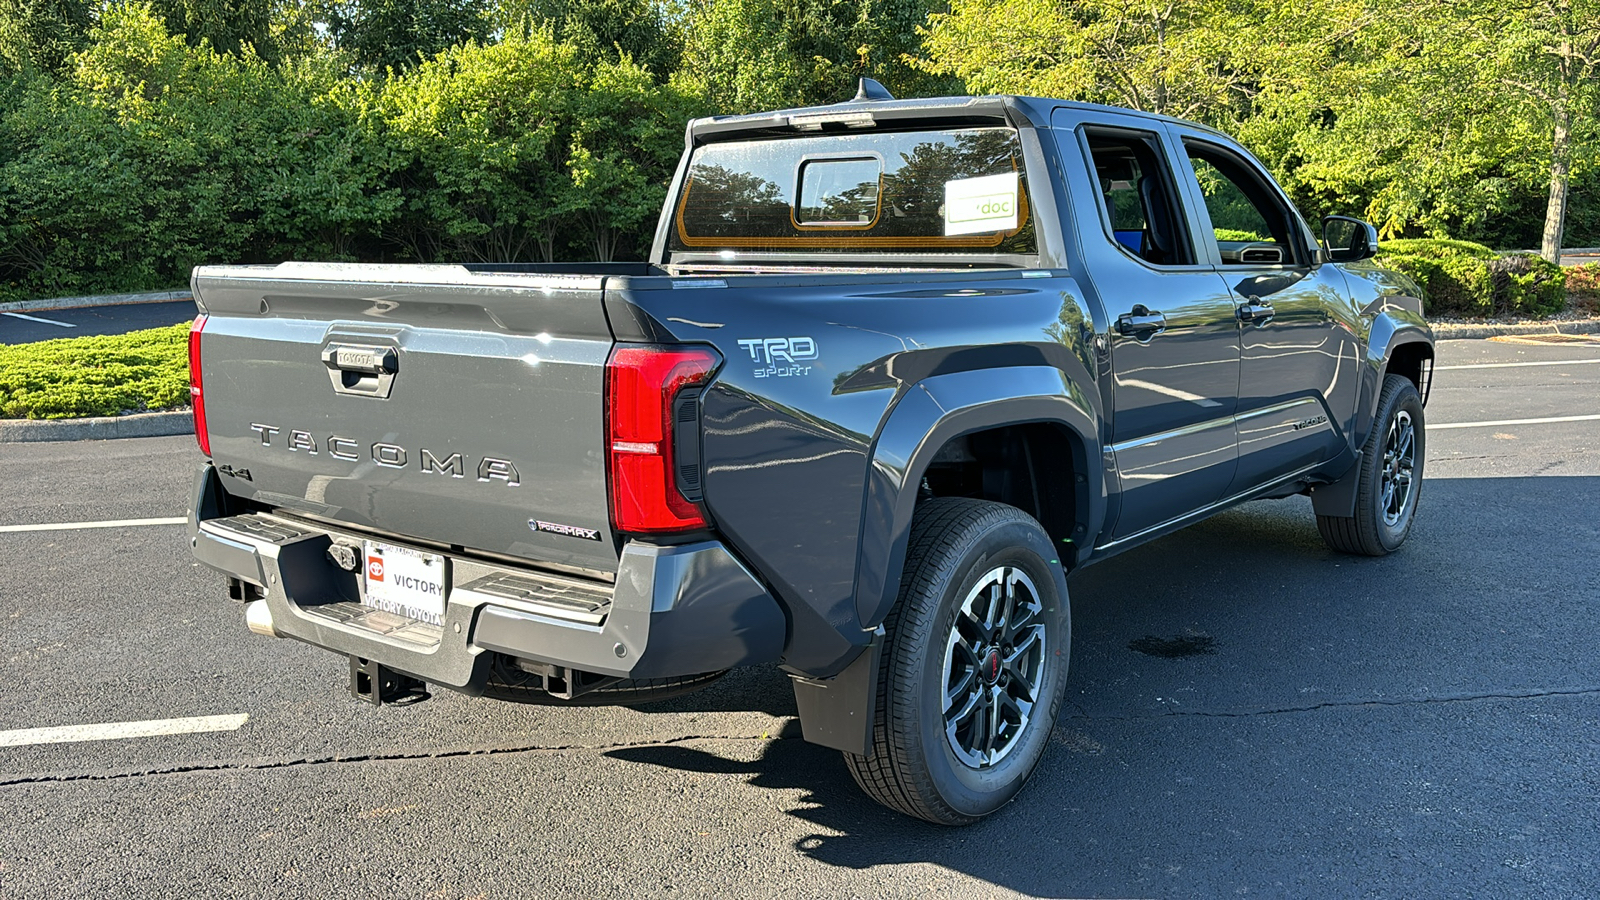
361, 540, 448, 626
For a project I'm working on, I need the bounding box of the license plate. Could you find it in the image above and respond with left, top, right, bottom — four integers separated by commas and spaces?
361, 541, 447, 625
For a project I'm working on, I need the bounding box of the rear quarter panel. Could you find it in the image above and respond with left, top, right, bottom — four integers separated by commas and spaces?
616, 270, 1099, 674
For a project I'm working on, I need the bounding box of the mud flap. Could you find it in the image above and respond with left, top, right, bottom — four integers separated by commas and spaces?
789, 627, 882, 757
1309, 457, 1361, 518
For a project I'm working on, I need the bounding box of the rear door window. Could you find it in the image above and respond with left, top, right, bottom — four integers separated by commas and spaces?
669, 128, 1036, 256
1082, 129, 1194, 267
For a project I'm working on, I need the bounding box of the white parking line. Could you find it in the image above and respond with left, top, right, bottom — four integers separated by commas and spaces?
2, 311, 75, 327
0, 516, 187, 533
1437, 359, 1600, 370
1432, 414, 1600, 430
0, 714, 248, 747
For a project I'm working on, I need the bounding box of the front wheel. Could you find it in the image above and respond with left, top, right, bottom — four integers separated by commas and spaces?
1318, 374, 1426, 556
844, 498, 1071, 825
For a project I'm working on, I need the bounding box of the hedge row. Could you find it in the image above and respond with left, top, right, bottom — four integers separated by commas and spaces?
0, 5, 700, 304
0, 322, 190, 418
1374, 238, 1566, 317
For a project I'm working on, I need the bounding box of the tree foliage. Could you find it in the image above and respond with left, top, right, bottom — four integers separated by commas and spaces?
679, 0, 945, 112
323, 0, 492, 73
0, 0, 93, 73
0, 0, 1597, 305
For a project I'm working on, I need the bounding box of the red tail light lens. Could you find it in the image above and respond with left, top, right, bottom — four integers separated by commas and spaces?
606, 345, 720, 534
189, 315, 210, 457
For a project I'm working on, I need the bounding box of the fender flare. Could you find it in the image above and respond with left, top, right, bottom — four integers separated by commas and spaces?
1313, 314, 1434, 518
1358, 313, 1435, 443
852, 365, 1102, 632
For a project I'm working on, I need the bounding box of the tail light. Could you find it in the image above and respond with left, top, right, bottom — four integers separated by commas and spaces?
605, 344, 720, 534
189, 315, 210, 456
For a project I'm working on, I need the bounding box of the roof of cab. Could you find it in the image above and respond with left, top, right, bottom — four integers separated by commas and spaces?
686, 92, 1231, 142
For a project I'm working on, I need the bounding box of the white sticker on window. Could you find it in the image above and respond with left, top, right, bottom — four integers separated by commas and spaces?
943, 171, 1020, 236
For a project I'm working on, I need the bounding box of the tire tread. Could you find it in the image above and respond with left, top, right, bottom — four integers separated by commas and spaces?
843, 497, 1046, 825
1318, 374, 1424, 556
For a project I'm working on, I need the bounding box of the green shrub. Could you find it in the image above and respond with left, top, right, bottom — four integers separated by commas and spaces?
1377, 238, 1497, 261
1214, 227, 1267, 242
1488, 253, 1565, 316
1375, 242, 1566, 317
0, 322, 189, 419
1376, 251, 1491, 316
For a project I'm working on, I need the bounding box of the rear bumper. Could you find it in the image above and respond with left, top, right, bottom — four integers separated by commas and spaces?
187, 465, 785, 688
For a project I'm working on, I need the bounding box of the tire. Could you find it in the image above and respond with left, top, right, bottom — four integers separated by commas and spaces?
843, 498, 1071, 825
1317, 374, 1426, 556
482, 655, 727, 706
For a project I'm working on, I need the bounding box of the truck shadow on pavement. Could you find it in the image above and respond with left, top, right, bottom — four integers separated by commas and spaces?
613, 478, 1600, 898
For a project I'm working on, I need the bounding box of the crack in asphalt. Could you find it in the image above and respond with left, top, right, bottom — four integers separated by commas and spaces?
1067, 686, 1600, 721
8, 686, 1599, 788
0, 732, 793, 788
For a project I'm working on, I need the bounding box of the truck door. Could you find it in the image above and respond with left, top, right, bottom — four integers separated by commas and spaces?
1050, 110, 1242, 542
1169, 130, 1363, 495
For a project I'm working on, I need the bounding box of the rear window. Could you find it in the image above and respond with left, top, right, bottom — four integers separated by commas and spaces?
669, 128, 1037, 256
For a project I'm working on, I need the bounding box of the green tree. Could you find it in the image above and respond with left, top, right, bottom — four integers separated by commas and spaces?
1453, 0, 1600, 260
497, 0, 679, 78
680, 0, 942, 113
565, 60, 704, 258
148, 0, 278, 60
0, 0, 93, 72
324, 0, 491, 73
377, 30, 585, 261
0, 3, 394, 300
916, 0, 1250, 120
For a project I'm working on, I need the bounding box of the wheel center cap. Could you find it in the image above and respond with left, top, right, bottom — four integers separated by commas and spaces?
981, 648, 1002, 685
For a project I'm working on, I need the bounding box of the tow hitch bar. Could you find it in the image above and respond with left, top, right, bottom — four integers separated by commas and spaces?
349, 656, 430, 706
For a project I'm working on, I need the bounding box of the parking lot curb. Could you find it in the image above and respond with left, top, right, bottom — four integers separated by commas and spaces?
0, 290, 191, 314
1432, 317, 1600, 340
0, 410, 192, 443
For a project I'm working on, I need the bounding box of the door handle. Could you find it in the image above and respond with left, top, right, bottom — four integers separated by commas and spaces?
321, 343, 398, 398
1237, 300, 1274, 325
1116, 306, 1167, 338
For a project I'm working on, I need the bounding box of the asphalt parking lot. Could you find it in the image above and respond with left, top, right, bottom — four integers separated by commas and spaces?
0, 301, 195, 345
2, 336, 1597, 899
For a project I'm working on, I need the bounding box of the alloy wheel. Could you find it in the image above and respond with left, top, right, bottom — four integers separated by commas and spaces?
941, 565, 1048, 768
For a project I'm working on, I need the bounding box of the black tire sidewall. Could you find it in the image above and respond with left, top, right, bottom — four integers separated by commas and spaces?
908, 514, 1070, 819
1366, 379, 1426, 552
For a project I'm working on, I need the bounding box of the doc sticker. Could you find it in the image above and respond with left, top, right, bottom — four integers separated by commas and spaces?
944, 172, 1019, 236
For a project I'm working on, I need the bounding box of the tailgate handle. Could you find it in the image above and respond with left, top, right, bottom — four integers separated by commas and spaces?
321, 344, 398, 398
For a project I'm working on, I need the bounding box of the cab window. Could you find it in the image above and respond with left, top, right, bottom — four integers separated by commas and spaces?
1083, 130, 1193, 267
1184, 141, 1299, 265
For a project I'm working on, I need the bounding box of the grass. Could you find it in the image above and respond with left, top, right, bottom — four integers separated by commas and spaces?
0, 322, 191, 419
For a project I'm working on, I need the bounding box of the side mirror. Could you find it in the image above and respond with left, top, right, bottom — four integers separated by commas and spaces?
1323, 216, 1378, 262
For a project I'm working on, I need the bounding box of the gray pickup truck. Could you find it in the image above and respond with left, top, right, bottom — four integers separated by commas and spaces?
186, 84, 1433, 825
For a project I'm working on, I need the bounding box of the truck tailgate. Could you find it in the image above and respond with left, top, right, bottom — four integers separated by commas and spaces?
193, 264, 619, 571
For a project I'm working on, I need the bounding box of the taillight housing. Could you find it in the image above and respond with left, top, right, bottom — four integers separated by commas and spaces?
189, 314, 210, 457
605, 344, 720, 534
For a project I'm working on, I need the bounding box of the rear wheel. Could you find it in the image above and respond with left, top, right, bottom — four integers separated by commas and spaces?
844, 498, 1070, 825
1318, 374, 1425, 556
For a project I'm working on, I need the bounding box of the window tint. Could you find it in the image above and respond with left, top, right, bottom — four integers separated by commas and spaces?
1184, 142, 1296, 264
1083, 130, 1191, 266
669, 128, 1036, 256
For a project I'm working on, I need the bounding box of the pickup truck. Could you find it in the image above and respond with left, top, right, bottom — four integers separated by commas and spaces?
186, 83, 1434, 825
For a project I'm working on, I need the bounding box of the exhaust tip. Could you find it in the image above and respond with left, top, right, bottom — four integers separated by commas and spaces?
245, 600, 280, 638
